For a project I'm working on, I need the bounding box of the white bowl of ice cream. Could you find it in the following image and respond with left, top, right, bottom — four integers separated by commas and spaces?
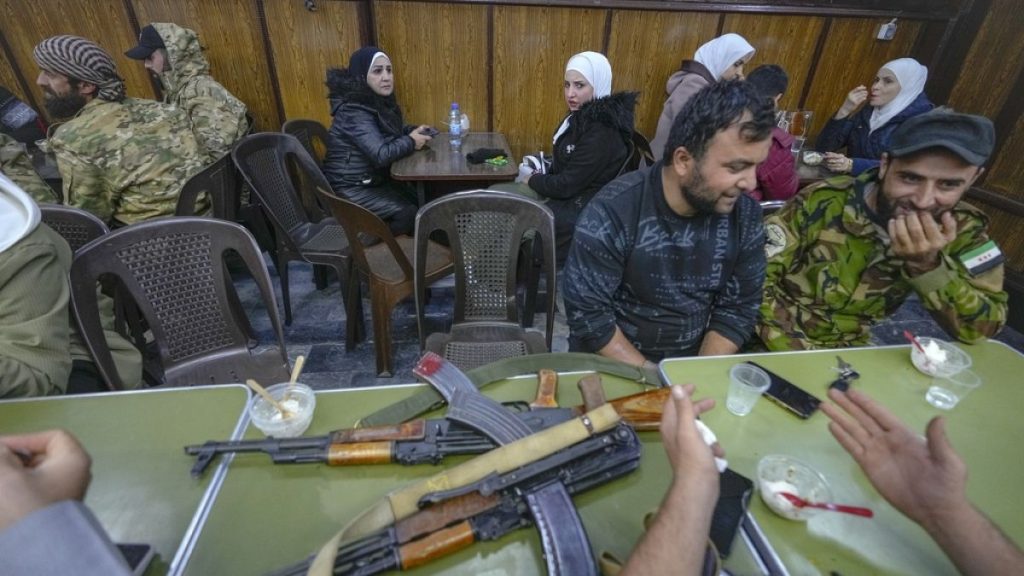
249, 382, 316, 438
910, 337, 972, 378
802, 151, 823, 166
757, 454, 832, 521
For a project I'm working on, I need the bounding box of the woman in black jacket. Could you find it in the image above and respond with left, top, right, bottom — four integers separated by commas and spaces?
322, 46, 432, 235
513, 51, 637, 264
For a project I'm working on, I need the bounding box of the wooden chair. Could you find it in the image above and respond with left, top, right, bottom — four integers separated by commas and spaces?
317, 188, 453, 377
69, 218, 289, 388
414, 190, 555, 371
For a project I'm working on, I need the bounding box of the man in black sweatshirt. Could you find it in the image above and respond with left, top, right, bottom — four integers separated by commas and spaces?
564, 80, 773, 366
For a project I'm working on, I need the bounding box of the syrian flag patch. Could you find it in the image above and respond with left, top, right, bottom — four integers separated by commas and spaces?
960, 240, 1003, 276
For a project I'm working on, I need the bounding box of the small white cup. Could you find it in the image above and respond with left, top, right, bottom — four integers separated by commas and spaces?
926, 369, 982, 410
726, 363, 771, 416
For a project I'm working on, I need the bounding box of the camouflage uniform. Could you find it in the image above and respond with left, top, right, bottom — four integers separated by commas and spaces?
153, 23, 248, 162
758, 171, 1007, 350
0, 132, 56, 203
49, 97, 206, 226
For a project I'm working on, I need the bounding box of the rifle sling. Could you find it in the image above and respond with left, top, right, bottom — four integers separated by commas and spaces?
359, 352, 662, 427
307, 403, 620, 576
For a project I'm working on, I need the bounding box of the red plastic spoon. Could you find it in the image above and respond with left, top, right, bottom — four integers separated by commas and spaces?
904, 330, 926, 355
780, 492, 874, 518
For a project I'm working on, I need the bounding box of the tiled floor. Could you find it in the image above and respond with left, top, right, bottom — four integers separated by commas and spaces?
237, 260, 1024, 390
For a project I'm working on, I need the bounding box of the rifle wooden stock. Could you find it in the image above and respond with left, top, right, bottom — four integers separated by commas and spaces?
331, 420, 426, 443
395, 492, 500, 544
327, 442, 394, 465
530, 369, 559, 408
579, 387, 671, 431
398, 521, 476, 570
577, 374, 607, 412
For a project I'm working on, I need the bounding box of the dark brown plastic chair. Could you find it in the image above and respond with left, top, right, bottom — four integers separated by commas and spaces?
317, 188, 453, 377
632, 130, 656, 169
282, 118, 329, 165
232, 133, 362, 347
39, 204, 109, 252
69, 217, 290, 388
414, 190, 555, 371
175, 152, 239, 220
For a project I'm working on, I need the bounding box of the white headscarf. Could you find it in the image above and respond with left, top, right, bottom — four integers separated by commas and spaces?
869, 58, 928, 133
554, 51, 613, 144
693, 33, 755, 80
0, 173, 41, 253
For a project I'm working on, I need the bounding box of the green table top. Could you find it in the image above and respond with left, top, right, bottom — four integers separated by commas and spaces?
660, 341, 1023, 575
0, 385, 251, 574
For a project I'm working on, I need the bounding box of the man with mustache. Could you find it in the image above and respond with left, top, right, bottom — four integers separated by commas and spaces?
758, 111, 1007, 350
564, 80, 772, 366
33, 35, 205, 227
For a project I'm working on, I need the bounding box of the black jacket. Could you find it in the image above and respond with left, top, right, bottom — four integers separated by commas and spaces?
529, 91, 638, 262
322, 69, 416, 191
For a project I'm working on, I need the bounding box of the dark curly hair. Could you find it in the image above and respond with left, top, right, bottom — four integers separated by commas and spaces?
662, 79, 775, 164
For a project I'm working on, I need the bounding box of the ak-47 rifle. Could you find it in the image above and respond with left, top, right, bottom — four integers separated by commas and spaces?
184, 372, 669, 477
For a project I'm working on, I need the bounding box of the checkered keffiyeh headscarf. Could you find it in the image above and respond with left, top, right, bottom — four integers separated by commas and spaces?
33, 35, 126, 102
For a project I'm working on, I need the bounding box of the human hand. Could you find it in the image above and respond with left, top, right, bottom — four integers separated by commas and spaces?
837, 85, 868, 118
660, 385, 722, 500
410, 125, 432, 150
822, 389, 968, 530
515, 163, 535, 184
824, 152, 853, 173
888, 211, 957, 275
0, 429, 93, 531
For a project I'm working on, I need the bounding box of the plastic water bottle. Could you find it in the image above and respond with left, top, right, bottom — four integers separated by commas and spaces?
448, 102, 462, 150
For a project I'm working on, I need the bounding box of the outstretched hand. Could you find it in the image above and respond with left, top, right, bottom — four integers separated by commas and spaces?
822, 388, 968, 529
660, 385, 722, 501
0, 429, 93, 531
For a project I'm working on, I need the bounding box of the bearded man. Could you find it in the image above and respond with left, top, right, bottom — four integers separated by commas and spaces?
758, 111, 1006, 350
33, 35, 204, 226
563, 80, 772, 365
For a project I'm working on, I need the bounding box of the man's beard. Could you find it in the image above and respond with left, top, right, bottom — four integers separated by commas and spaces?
680, 165, 719, 215
875, 171, 943, 222
43, 91, 88, 120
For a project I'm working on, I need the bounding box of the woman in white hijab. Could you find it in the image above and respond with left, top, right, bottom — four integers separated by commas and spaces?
817, 57, 933, 175
650, 33, 755, 159
511, 51, 637, 263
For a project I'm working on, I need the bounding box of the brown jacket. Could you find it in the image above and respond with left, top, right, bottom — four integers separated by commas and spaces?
649, 60, 715, 161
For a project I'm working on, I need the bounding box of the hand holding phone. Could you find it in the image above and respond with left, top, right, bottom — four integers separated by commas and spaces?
744, 361, 821, 419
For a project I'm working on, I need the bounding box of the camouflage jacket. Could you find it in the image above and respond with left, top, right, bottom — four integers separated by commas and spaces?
758, 171, 1007, 350
49, 97, 206, 226
0, 132, 56, 203
154, 23, 248, 161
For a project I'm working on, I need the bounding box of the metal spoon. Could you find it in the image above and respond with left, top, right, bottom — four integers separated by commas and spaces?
779, 492, 874, 518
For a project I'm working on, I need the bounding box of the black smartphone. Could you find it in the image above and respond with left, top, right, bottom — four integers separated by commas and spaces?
745, 361, 821, 419
709, 468, 754, 557
117, 543, 155, 576
419, 126, 440, 137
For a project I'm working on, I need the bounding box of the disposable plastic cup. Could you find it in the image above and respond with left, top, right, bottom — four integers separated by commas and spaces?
926, 369, 982, 410
726, 363, 772, 416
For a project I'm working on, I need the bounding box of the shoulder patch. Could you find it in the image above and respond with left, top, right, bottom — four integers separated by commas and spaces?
765, 223, 787, 258
960, 240, 1004, 276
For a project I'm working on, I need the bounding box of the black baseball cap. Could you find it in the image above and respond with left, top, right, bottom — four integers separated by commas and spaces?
888, 110, 995, 166
125, 25, 165, 60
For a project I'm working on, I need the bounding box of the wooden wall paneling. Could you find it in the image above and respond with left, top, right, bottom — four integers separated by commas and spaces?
606, 10, 719, 140
263, 0, 364, 127
946, 0, 1024, 119
493, 5, 606, 160
0, 0, 154, 121
977, 209, 1024, 272
984, 111, 1024, 203
375, 1, 489, 137
130, 0, 280, 131
801, 17, 923, 141
0, 33, 32, 107
721, 13, 826, 113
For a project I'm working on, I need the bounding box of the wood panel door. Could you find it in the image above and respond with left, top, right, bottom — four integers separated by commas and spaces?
802, 17, 923, 141
375, 0, 489, 135
946, 0, 1024, 120
0, 0, 154, 122
130, 0, 280, 131
493, 5, 606, 160
264, 0, 365, 127
721, 13, 826, 113
607, 10, 719, 141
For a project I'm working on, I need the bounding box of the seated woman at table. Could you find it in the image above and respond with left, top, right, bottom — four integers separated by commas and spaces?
816, 57, 933, 176
322, 46, 432, 236
649, 33, 755, 160
503, 51, 636, 264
